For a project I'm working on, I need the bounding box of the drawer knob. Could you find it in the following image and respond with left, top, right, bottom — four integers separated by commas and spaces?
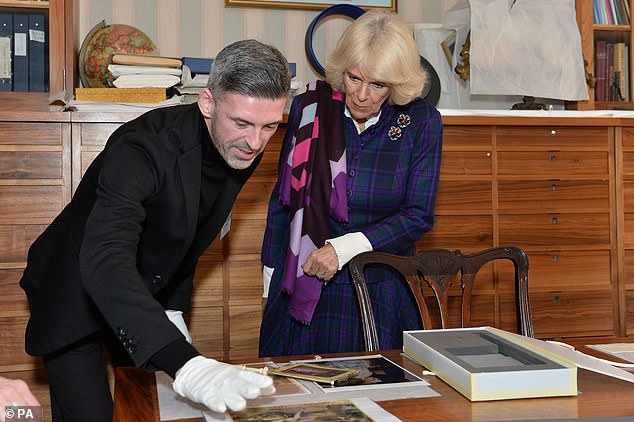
486, 152, 491, 157
553, 295, 561, 303
552, 255, 558, 262
550, 154, 557, 161
551, 184, 558, 191
550, 129, 557, 136
551, 217, 559, 224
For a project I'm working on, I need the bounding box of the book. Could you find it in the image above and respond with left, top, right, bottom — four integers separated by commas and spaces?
112, 74, 181, 89
0, 13, 12, 91
614, 42, 627, 101
12, 14, 28, 92
110, 52, 182, 68
74, 87, 168, 103
181, 56, 213, 75
595, 40, 607, 101
607, 42, 615, 100
28, 14, 47, 92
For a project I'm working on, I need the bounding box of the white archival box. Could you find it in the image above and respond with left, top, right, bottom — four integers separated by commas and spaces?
403, 327, 577, 401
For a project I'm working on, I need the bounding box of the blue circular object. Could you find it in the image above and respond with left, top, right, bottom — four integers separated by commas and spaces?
305, 4, 366, 77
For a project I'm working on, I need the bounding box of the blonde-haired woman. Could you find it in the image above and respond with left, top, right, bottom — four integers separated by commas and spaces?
260, 9, 443, 357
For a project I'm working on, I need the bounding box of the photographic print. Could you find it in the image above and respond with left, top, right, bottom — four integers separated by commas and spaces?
228, 398, 400, 422
293, 354, 427, 392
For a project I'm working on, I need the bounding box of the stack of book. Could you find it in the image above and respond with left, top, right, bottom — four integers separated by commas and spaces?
108, 53, 182, 89
594, 40, 630, 102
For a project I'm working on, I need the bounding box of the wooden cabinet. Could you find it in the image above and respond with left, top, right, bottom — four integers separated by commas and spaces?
420, 118, 619, 338
0, 0, 75, 99
497, 125, 617, 337
2, 109, 632, 373
618, 125, 634, 334
575, 0, 634, 109
0, 106, 70, 371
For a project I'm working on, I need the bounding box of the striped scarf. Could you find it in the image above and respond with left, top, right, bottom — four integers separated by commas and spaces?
279, 80, 348, 324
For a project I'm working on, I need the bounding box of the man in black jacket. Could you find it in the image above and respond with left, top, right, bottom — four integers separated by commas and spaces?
20, 39, 290, 421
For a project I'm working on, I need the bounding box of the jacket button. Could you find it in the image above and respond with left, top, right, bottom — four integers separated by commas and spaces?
153, 275, 162, 285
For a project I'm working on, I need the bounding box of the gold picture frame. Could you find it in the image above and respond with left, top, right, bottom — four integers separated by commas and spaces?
269, 363, 358, 385
225, 0, 397, 12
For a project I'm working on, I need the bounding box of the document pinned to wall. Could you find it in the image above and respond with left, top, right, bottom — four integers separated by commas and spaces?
469, 0, 588, 101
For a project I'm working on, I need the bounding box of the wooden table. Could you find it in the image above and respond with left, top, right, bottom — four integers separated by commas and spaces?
113, 337, 634, 422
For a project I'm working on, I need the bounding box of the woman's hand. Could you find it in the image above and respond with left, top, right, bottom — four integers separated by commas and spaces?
302, 243, 339, 282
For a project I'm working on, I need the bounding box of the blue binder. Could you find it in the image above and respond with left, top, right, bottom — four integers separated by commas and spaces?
28, 14, 47, 92
0, 13, 12, 91
12, 14, 28, 92
182, 57, 214, 75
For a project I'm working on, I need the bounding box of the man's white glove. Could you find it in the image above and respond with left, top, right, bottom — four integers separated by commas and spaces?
172, 356, 275, 413
165, 310, 192, 343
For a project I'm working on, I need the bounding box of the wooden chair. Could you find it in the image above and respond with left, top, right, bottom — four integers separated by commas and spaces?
349, 246, 533, 351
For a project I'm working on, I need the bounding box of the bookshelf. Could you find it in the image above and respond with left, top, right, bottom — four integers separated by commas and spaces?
576, 0, 634, 110
0, 0, 75, 100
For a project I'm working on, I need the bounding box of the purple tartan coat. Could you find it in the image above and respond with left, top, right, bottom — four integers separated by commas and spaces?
259, 92, 443, 357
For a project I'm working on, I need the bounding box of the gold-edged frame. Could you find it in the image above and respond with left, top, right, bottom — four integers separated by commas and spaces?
268, 363, 358, 385
225, 0, 396, 12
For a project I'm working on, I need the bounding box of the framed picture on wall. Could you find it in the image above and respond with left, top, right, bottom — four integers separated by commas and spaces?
225, 0, 397, 11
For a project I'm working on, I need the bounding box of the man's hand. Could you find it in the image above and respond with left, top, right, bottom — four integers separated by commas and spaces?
0, 377, 40, 422
172, 356, 275, 413
301, 243, 339, 282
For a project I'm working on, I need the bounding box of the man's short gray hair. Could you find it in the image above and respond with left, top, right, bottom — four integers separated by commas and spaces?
207, 39, 291, 101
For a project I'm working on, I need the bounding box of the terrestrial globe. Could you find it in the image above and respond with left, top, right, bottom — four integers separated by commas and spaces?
79, 21, 157, 88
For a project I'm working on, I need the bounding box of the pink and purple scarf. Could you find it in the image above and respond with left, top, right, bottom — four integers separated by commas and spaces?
279, 80, 348, 324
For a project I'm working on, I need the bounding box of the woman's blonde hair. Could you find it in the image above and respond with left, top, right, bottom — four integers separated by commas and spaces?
324, 9, 427, 105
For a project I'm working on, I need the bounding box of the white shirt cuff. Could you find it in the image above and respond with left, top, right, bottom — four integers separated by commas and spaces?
325, 232, 373, 270
262, 265, 274, 298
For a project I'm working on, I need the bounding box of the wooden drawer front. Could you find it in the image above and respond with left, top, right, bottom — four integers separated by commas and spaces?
434, 180, 492, 213
192, 261, 223, 308
230, 304, 263, 359
621, 250, 634, 289
0, 186, 63, 220
0, 151, 62, 179
622, 214, 634, 248
626, 291, 634, 335
229, 259, 265, 303
226, 218, 266, 257
79, 123, 121, 146
0, 315, 38, 368
441, 151, 492, 176
0, 270, 30, 313
496, 126, 609, 148
517, 251, 611, 292
499, 213, 610, 246
423, 294, 495, 329
498, 180, 609, 212
622, 180, 634, 211
188, 306, 224, 359
442, 126, 492, 148
621, 152, 634, 176
417, 215, 493, 250
498, 151, 609, 176
0, 122, 62, 145
530, 290, 614, 337
199, 238, 222, 261
80, 151, 100, 177
622, 127, 634, 147
0, 224, 47, 262
233, 181, 275, 219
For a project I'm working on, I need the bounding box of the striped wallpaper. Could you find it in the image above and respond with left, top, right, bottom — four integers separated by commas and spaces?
76, 0, 458, 85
